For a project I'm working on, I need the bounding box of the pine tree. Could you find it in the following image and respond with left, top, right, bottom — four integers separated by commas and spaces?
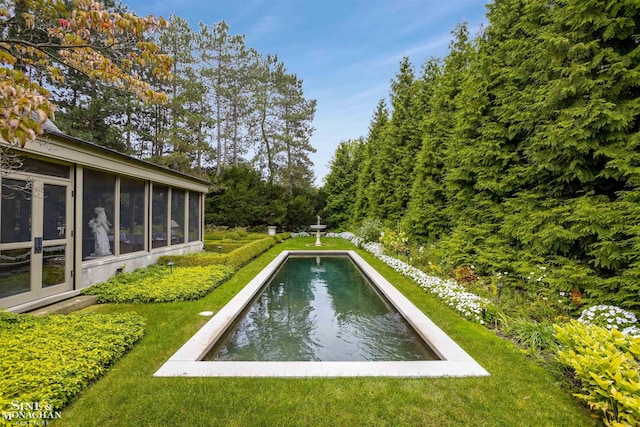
275, 72, 317, 193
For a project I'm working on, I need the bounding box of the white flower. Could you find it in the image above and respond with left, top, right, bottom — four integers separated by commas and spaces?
622, 326, 640, 337
578, 305, 638, 331
309, 232, 493, 324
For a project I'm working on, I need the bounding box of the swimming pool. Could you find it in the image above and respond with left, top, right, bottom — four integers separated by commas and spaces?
154, 250, 489, 377
205, 255, 439, 361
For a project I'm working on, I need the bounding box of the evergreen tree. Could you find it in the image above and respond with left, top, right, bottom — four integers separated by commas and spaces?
323, 138, 364, 229
206, 165, 321, 230
250, 54, 283, 184
352, 99, 388, 224
372, 57, 421, 226
206, 166, 270, 227
50, 1, 158, 152
276, 72, 317, 193
325, 0, 640, 310
525, 0, 640, 306
403, 57, 443, 241
140, 14, 202, 171
440, 1, 552, 275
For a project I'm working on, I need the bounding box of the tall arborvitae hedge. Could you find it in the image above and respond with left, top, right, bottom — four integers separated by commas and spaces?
323, 0, 640, 310
352, 99, 389, 224
323, 138, 364, 229
371, 57, 423, 225
405, 24, 472, 242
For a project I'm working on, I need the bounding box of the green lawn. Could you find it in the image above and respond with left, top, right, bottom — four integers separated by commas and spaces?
53, 238, 597, 426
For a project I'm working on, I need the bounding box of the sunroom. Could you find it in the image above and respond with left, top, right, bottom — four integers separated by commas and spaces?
0, 122, 209, 313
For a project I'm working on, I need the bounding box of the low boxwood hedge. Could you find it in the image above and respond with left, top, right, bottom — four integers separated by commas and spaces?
204, 231, 226, 241
203, 242, 244, 253
158, 236, 276, 269
275, 232, 291, 242
0, 311, 145, 417
82, 264, 234, 303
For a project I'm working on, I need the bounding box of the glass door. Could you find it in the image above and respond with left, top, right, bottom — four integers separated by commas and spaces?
0, 176, 72, 308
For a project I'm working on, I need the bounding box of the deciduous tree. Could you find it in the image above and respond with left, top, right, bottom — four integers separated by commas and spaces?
0, 0, 171, 147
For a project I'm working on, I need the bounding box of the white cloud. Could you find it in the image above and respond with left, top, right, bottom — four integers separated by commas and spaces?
351, 32, 452, 72
250, 15, 279, 36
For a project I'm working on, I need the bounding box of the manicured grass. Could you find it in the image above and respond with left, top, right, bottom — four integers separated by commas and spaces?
53, 238, 597, 426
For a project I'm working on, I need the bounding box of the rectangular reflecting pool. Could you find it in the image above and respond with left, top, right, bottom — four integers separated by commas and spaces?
155, 250, 489, 377
205, 256, 439, 361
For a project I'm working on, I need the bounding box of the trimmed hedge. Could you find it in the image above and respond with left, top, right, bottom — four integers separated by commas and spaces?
203, 242, 244, 253
82, 264, 234, 303
82, 237, 277, 304
203, 229, 255, 241
158, 236, 276, 269
0, 312, 145, 417
275, 232, 291, 243
555, 320, 640, 427
204, 232, 289, 252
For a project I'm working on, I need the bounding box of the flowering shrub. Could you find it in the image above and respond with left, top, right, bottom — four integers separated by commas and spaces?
623, 325, 640, 337
356, 218, 383, 243
317, 232, 489, 323
326, 231, 365, 247
380, 229, 410, 257
578, 305, 639, 336
291, 232, 311, 238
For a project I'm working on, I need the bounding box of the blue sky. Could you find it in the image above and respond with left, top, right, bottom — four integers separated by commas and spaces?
124, 0, 490, 184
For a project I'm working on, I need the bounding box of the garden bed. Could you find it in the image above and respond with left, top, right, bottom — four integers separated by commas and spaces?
82, 264, 234, 303
0, 311, 145, 422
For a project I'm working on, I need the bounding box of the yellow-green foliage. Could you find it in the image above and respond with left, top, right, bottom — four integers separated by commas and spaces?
204, 231, 226, 240
235, 229, 249, 238
275, 232, 291, 243
83, 237, 278, 305
203, 242, 244, 253
555, 320, 640, 427
0, 312, 144, 421
204, 228, 253, 241
225, 231, 240, 240
159, 237, 276, 269
82, 264, 234, 303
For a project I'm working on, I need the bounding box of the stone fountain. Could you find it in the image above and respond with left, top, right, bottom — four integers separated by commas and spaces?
309, 215, 326, 247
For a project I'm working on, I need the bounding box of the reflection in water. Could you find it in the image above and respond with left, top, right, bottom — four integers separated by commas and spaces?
207, 257, 438, 361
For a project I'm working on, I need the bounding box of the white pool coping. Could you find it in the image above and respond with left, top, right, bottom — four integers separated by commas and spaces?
154, 250, 489, 378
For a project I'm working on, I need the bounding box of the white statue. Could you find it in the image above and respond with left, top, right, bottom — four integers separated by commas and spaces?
89, 207, 112, 256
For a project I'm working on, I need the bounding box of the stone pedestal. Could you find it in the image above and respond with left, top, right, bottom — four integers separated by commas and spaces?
309, 224, 326, 246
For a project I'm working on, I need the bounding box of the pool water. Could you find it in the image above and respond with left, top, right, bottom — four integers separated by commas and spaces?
204, 256, 438, 361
